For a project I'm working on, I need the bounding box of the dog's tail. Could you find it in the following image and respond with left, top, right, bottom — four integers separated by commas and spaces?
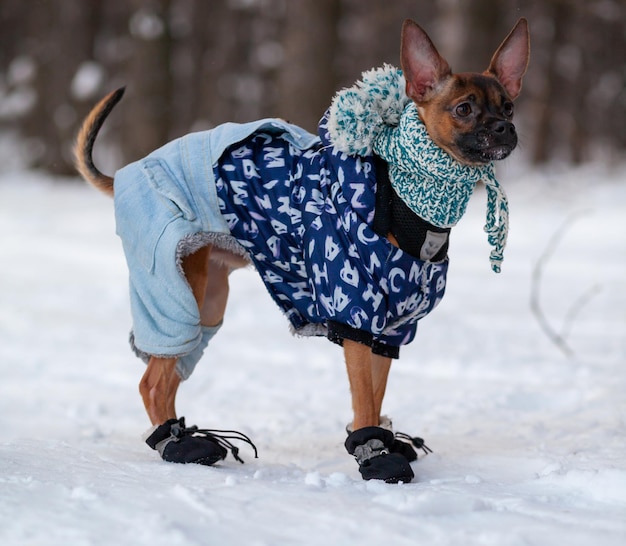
73, 87, 125, 197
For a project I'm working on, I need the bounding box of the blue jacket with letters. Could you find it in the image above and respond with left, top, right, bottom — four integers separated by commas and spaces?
213, 114, 448, 357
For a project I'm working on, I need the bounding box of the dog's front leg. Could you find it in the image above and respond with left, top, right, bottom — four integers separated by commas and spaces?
344, 339, 391, 430
344, 339, 414, 483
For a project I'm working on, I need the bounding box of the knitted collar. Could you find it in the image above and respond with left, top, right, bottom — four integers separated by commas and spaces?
327, 65, 509, 273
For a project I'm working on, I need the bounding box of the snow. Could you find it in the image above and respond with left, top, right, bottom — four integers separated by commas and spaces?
71, 62, 105, 102
1, 162, 625, 545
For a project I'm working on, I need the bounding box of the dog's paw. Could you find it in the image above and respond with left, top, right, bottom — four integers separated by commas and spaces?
345, 418, 432, 465
145, 417, 227, 465
345, 426, 415, 483
144, 417, 258, 466
358, 452, 415, 484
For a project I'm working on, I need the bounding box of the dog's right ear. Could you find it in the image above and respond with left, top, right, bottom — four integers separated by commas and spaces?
401, 19, 451, 104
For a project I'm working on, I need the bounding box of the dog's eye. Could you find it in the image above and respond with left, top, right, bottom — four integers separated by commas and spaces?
455, 103, 472, 117
503, 102, 514, 117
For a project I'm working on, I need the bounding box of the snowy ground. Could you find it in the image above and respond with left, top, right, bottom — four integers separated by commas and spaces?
1, 161, 625, 546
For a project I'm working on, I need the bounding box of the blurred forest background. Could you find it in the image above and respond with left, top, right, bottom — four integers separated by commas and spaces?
0, 0, 624, 176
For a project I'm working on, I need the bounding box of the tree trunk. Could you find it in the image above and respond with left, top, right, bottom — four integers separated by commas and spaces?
276, 0, 341, 131
123, 0, 173, 162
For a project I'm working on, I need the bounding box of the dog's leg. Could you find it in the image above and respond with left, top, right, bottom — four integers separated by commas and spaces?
139, 246, 218, 425
141, 246, 251, 466
344, 340, 393, 430
140, 356, 180, 425
344, 340, 413, 482
200, 256, 230, 328
344, 339, 378, 430
371, 353, 392, 423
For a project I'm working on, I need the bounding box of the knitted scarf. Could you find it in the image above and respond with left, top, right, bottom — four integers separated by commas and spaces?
327, 65, 509, 273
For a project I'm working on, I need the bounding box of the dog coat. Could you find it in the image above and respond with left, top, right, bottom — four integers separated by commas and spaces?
214, 113, 448, 358
114, 112, 447, 375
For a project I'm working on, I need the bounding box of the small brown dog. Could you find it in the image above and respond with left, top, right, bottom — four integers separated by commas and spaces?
75, 19, 529, 483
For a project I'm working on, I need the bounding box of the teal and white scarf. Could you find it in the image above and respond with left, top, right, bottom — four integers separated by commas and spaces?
328, 65, 509, 273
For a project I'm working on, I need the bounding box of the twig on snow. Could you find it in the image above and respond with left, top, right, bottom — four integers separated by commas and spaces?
530, 209, 596, 358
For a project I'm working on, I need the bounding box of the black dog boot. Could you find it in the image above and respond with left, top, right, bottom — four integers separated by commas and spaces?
145, 417, 258, 466
392, 432, 433, 462
345, 426, 414, 484
346, 417, 432, 464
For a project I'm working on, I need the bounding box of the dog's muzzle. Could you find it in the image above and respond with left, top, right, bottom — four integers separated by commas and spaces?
459, 120, 518, 163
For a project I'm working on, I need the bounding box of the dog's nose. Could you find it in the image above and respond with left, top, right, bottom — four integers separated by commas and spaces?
491, 120, 516, 136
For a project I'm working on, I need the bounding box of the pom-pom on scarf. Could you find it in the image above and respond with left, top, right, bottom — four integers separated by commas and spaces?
327, 65, 509, 273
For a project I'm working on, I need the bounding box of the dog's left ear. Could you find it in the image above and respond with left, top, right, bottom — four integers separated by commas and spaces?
486, 18, 530, 100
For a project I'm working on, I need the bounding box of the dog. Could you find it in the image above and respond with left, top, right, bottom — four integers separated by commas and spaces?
74, 18, 529, 483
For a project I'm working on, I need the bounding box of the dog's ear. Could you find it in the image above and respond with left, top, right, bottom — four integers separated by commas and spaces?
486, 18, 530, 100
401, 19, 451, 103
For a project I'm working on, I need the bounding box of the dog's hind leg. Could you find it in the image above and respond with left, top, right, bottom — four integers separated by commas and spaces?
139, 245, 226, 426
142, 245, 257, 465
140, 356, 180, 425
371, 353, 392, 422
199, 252, 231, 328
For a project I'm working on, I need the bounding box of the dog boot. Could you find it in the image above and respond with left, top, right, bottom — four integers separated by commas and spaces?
391, 432, 433, 462
346, 416, 432, 463
145, 417, 258, 466
345, 426, 414, 484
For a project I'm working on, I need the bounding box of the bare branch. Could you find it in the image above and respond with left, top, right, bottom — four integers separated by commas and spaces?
561, 283, 603, 341
529, 210, 593, 358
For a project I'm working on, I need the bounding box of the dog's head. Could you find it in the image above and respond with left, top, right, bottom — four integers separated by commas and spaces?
401, 18, 530, 165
